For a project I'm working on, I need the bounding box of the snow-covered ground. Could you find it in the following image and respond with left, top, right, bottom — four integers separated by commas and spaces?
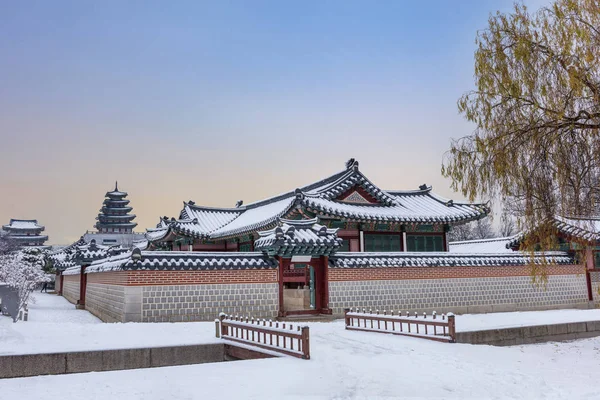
1, 294, 600, 399
457, 308, 600, 332
0, 293, 218, 355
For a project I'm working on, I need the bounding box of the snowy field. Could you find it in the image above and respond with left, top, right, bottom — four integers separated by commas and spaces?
1, 294, 600, 399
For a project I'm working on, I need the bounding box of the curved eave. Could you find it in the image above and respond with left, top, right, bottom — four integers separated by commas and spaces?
302, 202, 487, 225
101, 206, 133, 213
97, 214, 137, 222
103, 199, 130, 206
2, 226, 45, 233
9, 235, 49, 242
95, 222, 138, 229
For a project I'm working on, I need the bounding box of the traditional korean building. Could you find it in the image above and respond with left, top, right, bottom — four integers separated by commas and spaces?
146, 159, 488, 253
56, 160, 594, 322
95, 182, 137, 234
83, 182, 145, 246
1, 219, 50, 249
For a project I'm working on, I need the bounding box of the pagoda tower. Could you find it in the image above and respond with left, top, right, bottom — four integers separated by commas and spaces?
95, 182, 137, 234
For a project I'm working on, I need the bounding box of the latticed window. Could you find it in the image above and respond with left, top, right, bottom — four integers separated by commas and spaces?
406, 234, 444, 252
339, 239, 350, 252
364, 234, 402, 252
239, 243, 252, 252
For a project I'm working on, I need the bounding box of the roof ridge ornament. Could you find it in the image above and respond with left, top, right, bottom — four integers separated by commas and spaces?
345, 158, 359, 170
294, 188, 305, 200
115, 181, 118, 191
235, 200, 243, 208
419, 184, 428, 190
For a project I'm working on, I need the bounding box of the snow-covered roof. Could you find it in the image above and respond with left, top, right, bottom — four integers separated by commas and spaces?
6, 234, 49, 242
147, 160, 488, 242
105, 182, 128, 198
254, 218, 342, 256
50, 236, 138, 270
84, 250, 278, 274
145, 218, 172, 241
2, 219, 45, 232
329, 252, 573, 268
449, 236, 519, 254
81, 247, 574, 275
506, 216, 600, 249
553, 216, 600, 241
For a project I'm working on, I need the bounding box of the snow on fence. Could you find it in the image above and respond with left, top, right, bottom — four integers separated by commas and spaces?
216, 313, 310, 360
344, 308, 456, 343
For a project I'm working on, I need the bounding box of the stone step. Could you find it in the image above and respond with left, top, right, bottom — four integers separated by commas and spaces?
277, 314, 337, 322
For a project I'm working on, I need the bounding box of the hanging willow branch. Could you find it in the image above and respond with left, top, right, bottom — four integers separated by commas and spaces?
443, 0, 600, 280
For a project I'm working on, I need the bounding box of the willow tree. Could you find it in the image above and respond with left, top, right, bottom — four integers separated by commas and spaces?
443, 0, 600, 279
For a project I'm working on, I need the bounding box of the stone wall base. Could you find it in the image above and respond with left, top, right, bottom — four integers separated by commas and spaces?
328, 274, 589, 316
456, 320, 600, 346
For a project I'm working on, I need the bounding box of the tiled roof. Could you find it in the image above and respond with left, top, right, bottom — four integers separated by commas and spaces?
329, 252, 573, 268
145, 218, 172, 241
50, 237, 134, 270
146, 160, 488, 242
254, 218, 342, 256
507, 216, 600, 249
553, 216, 600, 241
8, 235, 49, 242
449, 236, 519, 254
2, 219, 45, 232
84, 250, 278, 274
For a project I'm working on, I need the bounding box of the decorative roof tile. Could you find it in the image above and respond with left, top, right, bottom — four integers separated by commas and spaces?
449, 236, 519, 254
507, 216, 600, 249
254, 218, 342, 256
84, 250, 278, 274
329, 252, 573, 268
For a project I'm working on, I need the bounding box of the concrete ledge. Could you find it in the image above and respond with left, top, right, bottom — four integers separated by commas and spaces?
456, 320, 600, 346
0, 343, 226, 379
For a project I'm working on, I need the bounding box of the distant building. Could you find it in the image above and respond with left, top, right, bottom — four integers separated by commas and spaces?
1, 219, 50, 249
95, 182, 138, 234
85, 182, 145, 246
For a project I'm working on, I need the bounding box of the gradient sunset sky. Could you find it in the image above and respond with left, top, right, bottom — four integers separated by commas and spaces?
1, 0, 548, 244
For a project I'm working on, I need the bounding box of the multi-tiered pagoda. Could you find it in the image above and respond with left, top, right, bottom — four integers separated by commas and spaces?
1, 219, 50, 249
95, 182, 137, 234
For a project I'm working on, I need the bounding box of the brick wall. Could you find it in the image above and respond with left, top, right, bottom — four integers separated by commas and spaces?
329, 264, 583, 281
329, 274, 589, 316
62, 274, 80, 305
85, 270, 277, 286
127, 270, 277, 286
141, 283, 278, 322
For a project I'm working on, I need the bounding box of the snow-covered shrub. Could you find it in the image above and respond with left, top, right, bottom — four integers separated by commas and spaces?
0, 247, 50, 316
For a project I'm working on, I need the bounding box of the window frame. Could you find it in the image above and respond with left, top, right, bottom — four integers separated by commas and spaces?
405, 232, 446, 252
363, 232, 403, 252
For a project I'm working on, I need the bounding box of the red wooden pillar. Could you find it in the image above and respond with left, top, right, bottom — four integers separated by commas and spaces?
276, 256, 285, 317
77, 265, 88, 309
57, 272, 64, 295
321, 256, 332, 314
585, 249, 595, 301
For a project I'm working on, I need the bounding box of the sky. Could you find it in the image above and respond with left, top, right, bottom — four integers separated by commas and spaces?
0, 0, 549, 244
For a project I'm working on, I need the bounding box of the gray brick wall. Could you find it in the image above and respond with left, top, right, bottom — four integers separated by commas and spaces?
141, 283, 278, 322
62, 277, 80, 305
329, 274, 589, 316
85, 283, 141, 323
